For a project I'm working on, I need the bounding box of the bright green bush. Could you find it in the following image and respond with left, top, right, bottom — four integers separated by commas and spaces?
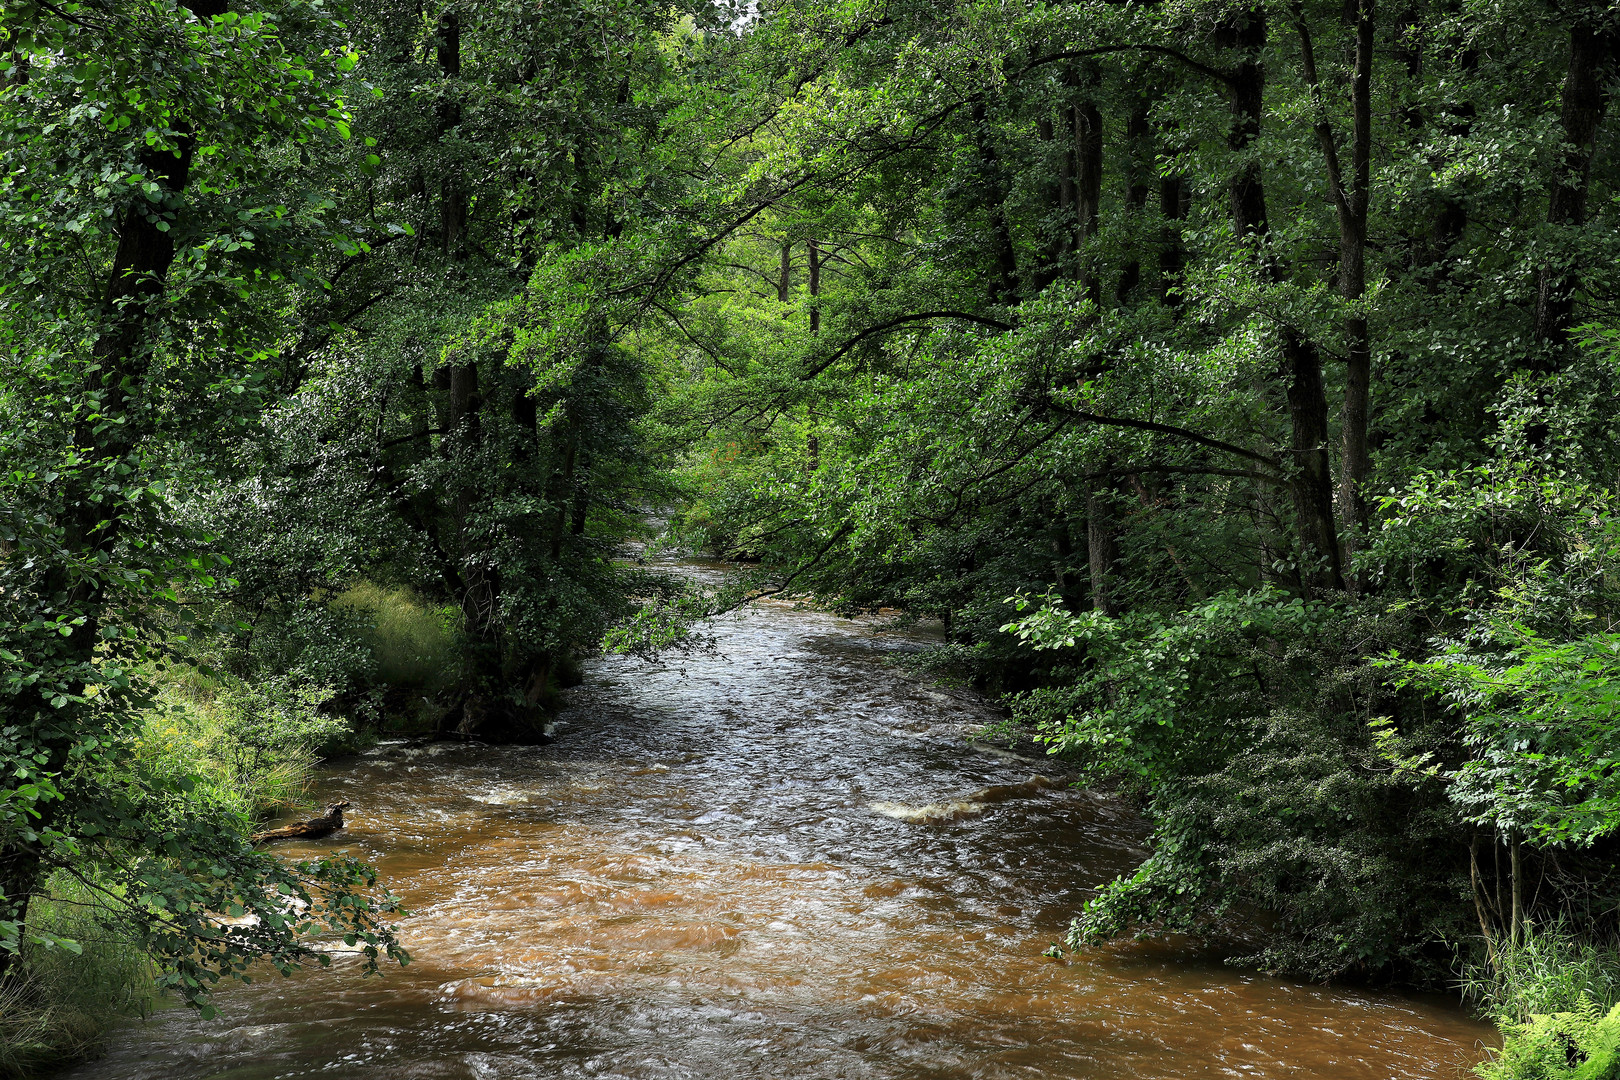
1479, 1002, 1620, 1080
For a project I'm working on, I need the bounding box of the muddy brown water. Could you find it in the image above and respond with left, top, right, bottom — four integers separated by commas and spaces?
71, 561, 1496, 1079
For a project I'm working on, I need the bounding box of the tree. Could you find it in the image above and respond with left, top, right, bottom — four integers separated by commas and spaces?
0, 0, 405, 1001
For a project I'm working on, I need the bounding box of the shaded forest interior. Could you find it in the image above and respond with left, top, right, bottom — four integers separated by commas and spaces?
5, 0, 1620, 1075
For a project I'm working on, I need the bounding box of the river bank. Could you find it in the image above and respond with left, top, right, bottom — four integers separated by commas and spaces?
65, 569, 1495, 1079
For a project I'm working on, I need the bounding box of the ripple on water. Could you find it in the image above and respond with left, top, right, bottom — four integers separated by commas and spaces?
65, 557, 1496, 1080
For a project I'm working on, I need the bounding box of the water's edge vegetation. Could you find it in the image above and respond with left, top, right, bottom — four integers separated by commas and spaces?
5, 0, 1620, 1074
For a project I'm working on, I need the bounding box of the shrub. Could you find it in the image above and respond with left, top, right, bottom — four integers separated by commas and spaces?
1004, 589, 1467, 979
1479, 1002, 1620, 1080
0, 876, 153, 1077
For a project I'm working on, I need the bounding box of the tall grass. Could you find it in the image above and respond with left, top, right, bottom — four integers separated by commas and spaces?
140, 668, 332, 821
331, 583, 458, 689
0, 877, 154, 1078
1464, 921, 1620, 1079
1462, 920, 1620, 1024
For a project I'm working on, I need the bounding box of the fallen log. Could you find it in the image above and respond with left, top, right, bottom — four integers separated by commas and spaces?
252, 802, 352, 846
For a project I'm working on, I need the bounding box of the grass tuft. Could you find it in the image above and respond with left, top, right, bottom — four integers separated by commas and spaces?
1463, 921, 1620, 1025
0, 877, 154, 1078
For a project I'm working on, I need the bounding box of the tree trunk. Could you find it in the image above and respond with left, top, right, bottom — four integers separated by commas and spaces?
972, 100, 1020, 305
807, 240, 821, 470
1282, 331, 1345, 591
1115, 97, 1152, 303
1224, 8, 1345, 592
1086, 482, 1119, 616
1296, 0, 1375, 573
437, 9, 466, 256
1075, 66, 1104, 303
1532, 22, 1614, 362
1509, 834, 1524, 949
1159, 171, 1187, 306
807, 239, 821, 336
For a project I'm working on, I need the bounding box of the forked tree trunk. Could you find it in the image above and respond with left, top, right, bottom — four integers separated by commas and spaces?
1223, 8, 1345, 593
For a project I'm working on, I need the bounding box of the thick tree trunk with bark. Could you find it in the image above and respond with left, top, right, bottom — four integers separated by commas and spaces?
1282, 330, 1345, 590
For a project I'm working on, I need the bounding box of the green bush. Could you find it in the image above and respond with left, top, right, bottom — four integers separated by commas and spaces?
1005, 590, 1466, 979
1479, 1002, 1620, 1080
0, 877, 153, 1078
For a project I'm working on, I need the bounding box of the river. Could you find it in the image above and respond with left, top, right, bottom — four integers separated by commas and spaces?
69, 560, 1495, 1079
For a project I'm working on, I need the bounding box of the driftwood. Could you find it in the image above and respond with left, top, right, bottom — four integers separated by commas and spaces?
251, 802, 351, 845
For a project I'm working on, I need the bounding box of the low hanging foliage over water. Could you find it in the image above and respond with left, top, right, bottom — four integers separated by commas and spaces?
3, 0, 1620, 1074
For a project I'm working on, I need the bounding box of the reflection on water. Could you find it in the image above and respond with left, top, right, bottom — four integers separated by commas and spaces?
68, 560, 1495, 1079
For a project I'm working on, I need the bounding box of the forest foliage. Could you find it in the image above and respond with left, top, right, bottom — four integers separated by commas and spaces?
3, 0, 1620, 1071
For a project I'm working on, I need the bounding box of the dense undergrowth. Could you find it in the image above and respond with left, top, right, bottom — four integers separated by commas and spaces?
0, 583, 462, 1073
1467, 925, 1620, 1079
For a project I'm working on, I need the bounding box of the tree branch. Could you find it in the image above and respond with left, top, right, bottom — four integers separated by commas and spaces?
1044, 401, 1281, 470
1018, 46, 1236, 88
802, 311, 1015, 378
1098, 463, 1287, 486
1291, 7, 1350, 220
378, 427, 445, 450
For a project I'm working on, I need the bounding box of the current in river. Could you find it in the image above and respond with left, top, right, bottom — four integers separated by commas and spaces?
70, 559, 1495, 1079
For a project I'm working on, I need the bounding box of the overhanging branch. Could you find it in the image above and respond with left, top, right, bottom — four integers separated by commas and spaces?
803, 311, 1015, 378
1046, 402, 1281, 470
